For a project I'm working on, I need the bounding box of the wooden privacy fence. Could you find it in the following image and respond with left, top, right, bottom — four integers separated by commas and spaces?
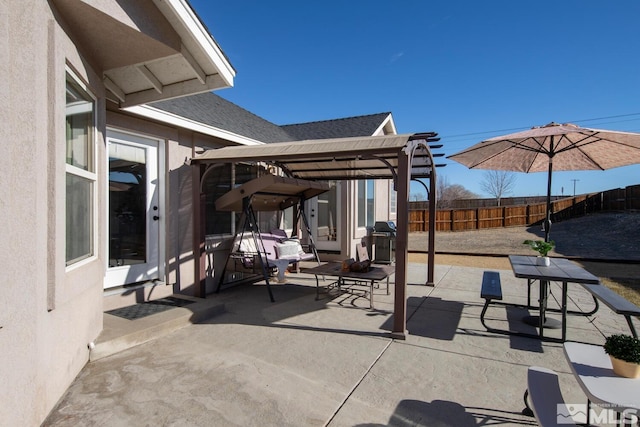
409, 184, 640, 232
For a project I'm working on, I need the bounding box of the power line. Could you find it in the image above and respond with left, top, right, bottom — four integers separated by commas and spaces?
568, 112, 640, 124
440, 126, 529, 139
440, 112, 640, 141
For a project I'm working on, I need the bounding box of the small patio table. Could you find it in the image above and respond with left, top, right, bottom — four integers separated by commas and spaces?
509, 255, 600, 342
564, 341, 640, 425
303, 262, 394, 309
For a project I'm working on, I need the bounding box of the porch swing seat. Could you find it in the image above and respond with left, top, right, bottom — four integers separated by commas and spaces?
215, 174, 330, 300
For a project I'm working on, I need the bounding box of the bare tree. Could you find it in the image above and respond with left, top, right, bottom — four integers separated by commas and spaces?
437, 176, 478, 209
480, 170, 517, 206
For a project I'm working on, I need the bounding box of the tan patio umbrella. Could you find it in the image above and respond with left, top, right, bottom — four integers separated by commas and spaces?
447, 122, 640, 241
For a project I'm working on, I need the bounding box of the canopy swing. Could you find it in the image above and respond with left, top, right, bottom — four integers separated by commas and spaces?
192, 132, 443, 339
214, 174, 330, 301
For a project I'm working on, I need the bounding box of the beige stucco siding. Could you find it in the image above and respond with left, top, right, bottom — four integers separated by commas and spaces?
1, 0, 235, 424
51, 0, 180, 71
0, 2, 105, 426
168, 131, 197, 293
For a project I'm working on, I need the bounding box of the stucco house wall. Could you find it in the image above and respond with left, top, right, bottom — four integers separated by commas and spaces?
0, 1, 235, 425
0, 3, 106, 425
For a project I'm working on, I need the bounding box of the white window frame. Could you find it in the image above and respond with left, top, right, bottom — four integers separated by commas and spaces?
389, 179, 397, 215
357, 179, 376, 228
65, 66, 98, 270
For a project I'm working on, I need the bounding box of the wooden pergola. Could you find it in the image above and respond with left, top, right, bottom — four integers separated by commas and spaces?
191, 132, 443, 338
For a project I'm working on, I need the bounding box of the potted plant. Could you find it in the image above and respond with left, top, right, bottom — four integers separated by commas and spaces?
603, 334, 640, 378
523, 239, 555, 266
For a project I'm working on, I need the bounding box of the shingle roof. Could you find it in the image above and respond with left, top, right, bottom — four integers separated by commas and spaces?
151, 92, 294, 143
280, 113, 392, 140
151, 92, 392, 143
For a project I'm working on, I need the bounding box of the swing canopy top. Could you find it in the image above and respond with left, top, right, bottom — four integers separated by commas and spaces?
215, 174, 331, 212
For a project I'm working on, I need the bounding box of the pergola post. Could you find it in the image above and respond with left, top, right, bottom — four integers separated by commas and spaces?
193, 165, 205, 298
427, 167, 437, 286
410, 177, 437, 287
392, 148, 410, 339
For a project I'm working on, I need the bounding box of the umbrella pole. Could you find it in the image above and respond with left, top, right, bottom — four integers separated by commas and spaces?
544, 158, 553, 243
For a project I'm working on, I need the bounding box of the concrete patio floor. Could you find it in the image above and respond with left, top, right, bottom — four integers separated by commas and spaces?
43, 262, 637, 426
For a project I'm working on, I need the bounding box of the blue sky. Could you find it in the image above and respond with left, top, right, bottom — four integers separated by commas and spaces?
190, 0, 640, 199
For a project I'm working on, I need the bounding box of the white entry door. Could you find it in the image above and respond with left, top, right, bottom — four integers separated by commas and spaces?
105, 130, 163, 289
310, 180, 341, 251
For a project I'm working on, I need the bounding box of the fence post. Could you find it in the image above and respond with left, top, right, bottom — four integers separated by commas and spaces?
423, 209, 428, 232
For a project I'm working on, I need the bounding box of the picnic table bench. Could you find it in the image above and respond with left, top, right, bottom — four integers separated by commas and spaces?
580, 283, 640, 338
480, 271, 503, 332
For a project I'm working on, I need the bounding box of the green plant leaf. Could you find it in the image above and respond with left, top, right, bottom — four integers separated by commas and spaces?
523, 239, 555, 257
604, 334, 640, 364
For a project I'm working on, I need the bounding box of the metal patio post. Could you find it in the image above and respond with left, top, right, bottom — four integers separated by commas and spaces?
392, 148, 410, 339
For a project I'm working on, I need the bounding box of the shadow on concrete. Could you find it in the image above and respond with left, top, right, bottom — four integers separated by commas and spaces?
192, 276, 550, 351
354, 398, 536, 427
506, 306, 545, 353
195, 281, 393, 338
403, 296, 463, 341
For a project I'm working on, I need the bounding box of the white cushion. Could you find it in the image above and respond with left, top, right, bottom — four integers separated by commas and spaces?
275, 241, 300, 258
238, 235, 258, 253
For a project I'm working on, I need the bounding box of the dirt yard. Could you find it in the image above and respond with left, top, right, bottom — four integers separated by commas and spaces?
407, 211, 640, 305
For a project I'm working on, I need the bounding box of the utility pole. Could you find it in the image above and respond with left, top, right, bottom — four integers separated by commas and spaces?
571, 179, 579, 196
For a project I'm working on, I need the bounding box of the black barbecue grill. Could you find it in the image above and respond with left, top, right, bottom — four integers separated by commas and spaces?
372, 221, 396, 264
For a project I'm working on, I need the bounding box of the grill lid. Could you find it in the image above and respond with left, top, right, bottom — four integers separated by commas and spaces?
374, 221, 396, 233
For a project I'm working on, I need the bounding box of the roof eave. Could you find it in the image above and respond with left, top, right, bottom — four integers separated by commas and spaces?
153, 0, 235, 87
53, 0, 236, 107
124, 105, 264, 146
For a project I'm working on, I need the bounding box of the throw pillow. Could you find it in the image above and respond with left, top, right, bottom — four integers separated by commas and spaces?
275, 241, 299, 258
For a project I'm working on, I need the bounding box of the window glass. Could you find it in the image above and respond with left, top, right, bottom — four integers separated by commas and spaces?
357, 180, 376, 227
66, 174, 93, 264
389, 180, 397, 214
366, 180, 375, 227
235, 163, 256, 186
66, 78, 94, 171
357, 180, 366, 227
316, 180, 338, 241
203, 163, 259, 235
108, 142, 147, 266
203, 164, 232, 235
282, 207, 294, 230
65, 72, 95, 265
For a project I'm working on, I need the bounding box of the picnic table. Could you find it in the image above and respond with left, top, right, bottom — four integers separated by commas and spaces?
509, 255, 600, 341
